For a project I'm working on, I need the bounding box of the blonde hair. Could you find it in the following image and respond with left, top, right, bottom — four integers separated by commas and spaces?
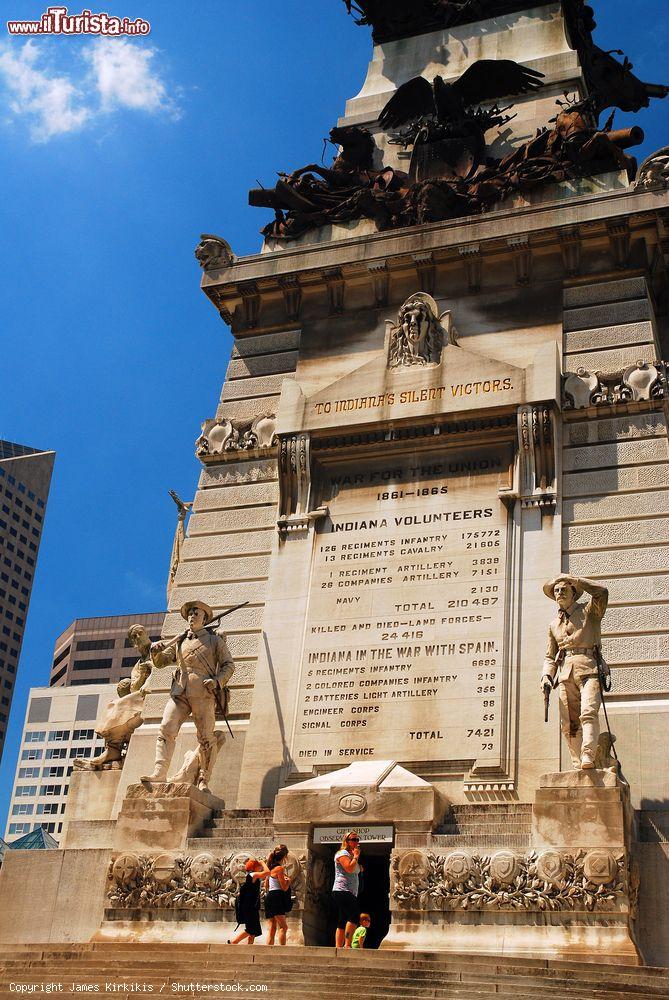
340, 831, 359, 850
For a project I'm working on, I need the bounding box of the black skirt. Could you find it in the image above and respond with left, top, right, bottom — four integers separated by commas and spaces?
264, 888, 288, 919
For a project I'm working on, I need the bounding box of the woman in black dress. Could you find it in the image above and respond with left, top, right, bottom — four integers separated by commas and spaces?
264, 844, 292, 946
229, 857, 269, 945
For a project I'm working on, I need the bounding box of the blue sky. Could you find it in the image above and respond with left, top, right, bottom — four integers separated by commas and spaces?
0, 0, 667, 827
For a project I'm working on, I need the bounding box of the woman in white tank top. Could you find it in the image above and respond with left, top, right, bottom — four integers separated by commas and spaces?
264, 844, 292, 945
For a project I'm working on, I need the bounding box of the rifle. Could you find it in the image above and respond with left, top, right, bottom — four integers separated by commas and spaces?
543, 685, 550, 723
160, 601, 250, 649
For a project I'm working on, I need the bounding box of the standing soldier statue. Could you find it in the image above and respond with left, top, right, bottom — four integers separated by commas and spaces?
541, 575, 610, 770
141, 599, 235, 793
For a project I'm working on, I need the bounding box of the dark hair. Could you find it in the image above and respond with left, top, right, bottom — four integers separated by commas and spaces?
267, 844, 288, 869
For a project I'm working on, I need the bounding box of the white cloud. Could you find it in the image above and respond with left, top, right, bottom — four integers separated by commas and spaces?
0, 41, 89, 142
0, 38, 180, 143
85, 38, 179, 118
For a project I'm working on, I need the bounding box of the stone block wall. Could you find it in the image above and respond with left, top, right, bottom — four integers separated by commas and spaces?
561, 276, 669, 807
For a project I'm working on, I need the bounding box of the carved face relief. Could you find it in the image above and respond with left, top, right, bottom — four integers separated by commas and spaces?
388, 292, 446, 369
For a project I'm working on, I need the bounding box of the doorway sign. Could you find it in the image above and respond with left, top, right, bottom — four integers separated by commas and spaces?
312, 826, 394, 844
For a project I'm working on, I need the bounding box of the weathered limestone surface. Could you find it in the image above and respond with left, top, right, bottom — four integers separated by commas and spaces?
219, 371, 294, 400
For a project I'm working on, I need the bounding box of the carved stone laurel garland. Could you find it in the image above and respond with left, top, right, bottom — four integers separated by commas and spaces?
563, 361, 669, 409
108, 851, 306, 911
196, 414, 277, 461
392, 849, 628, 912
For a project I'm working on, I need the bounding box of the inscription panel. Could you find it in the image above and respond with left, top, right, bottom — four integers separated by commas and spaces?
291, 445, 512, 770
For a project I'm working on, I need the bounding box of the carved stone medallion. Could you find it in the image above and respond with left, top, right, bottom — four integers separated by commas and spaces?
583, 850, 617, 885
339, 792, 367, 815
230, 852, 254, 885
151, 853, 178, 884
536, 850, 566, 886
111, 853, 141, 885
443, 851, 473, 885
490, 851, 518, 884
397, 850, 428, 882
190, 852, 218, 889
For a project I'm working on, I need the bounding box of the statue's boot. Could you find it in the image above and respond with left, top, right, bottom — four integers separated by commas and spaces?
196, 741, 217, 794
92, 741, 124, 767
580, 717, 600, 770
140, 733, 173, 783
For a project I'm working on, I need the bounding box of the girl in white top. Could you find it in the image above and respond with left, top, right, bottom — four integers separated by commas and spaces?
264, 844, 292, 946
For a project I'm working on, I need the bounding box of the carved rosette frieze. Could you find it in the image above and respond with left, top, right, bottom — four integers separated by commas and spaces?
107, 850, 306, 911
392, 849, 628, 913
510, 404, 556, 512
563, 361, 669, 409
196, 415, 277, 463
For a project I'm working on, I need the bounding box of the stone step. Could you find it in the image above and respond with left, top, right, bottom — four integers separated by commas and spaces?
212, 808, 274, 818
207, 819, 275, 830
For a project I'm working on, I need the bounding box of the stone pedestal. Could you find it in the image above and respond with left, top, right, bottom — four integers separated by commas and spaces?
113, 782, 225, 853
532, 769, 633, 850
62, 770, 122, 849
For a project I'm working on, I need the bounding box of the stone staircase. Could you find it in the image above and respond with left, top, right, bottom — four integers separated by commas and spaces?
188, 807, 275, 852
432, 803, 533, 850
1, 944, 667, 999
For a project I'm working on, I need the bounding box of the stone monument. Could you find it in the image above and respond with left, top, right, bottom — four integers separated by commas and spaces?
1, 0, 669, 970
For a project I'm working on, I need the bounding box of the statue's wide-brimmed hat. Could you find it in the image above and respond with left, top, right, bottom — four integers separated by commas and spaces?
180, 600, 214, 624
543, 576, 584, 601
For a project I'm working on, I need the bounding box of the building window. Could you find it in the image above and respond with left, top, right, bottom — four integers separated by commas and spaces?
8, 823, 30, 836
36, 803, 58, 815
48, 730, 70, 742
27, 697, 51, 724
21, 748, 42, 761
72, 658, 113, 671
75, 694, 99, 721
42, 766, 64, 778
50, 664, 68, 685
25, 731, 46, 743
75, 639, 115, 652
12, 803, 34, 816
52, 646, 71, 669
34, 822, 56, 833
18, 767, 40, 778
15, 785, 37, 797
45, 748, 67, 760
69, 746, 92, 759
39, 784, 62, 796
72, 729, 94, 741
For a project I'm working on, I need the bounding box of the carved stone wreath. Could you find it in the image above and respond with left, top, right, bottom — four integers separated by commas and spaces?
563, 361, 669, 409
392, 850, 628, 912
107, 851, 307, 911
196, 414, 277, 459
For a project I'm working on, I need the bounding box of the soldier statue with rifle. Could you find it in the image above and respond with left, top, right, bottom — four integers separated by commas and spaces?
541, 575, 611, 771
141, 599, 247, 793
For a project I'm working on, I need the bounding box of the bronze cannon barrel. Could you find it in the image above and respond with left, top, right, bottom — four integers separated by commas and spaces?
607, 126, 645, 149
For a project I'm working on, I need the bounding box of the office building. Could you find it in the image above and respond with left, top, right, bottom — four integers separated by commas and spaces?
4, 682, 115, 842
50, 612, 165, 688
0, 440, 54, 761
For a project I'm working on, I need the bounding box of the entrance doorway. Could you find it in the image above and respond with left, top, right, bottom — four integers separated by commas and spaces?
306, 841, 392, 948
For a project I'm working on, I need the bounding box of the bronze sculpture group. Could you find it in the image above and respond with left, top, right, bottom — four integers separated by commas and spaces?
249, 0, 668, 242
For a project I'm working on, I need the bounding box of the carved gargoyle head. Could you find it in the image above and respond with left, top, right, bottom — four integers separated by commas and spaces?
388, 292, 457, 368
194, 234, 235, 271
